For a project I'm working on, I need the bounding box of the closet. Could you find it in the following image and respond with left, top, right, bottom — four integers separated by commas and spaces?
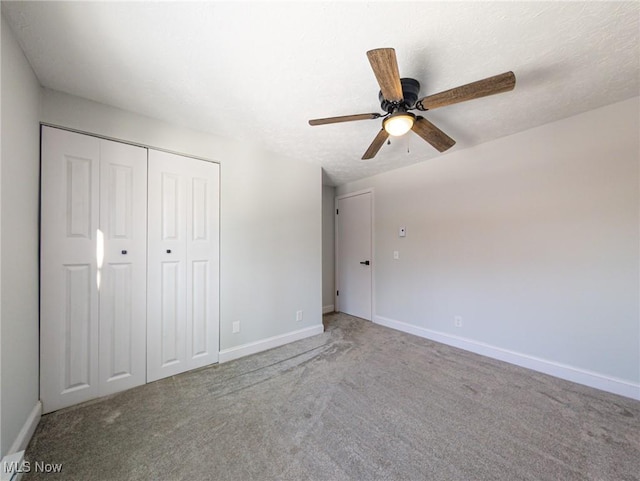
40, 126, 220, 413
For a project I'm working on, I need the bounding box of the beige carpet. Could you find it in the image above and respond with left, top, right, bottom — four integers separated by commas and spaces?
24, 313, 640, 480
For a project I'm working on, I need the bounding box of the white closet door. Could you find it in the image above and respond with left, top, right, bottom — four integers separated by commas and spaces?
185, 158, 220, 371
41, 127, 101, 413
41, 127, 148, 413
98, 139, 148, 396
147, 150, 187, 381
147, 150, 220, 382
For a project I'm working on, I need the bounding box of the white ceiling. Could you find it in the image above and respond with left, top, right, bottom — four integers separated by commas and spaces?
3, 1, 639, 186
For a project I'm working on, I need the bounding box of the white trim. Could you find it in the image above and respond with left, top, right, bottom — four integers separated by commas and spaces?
40, 123, 220, 165
334, 197, 338, 312
322, 304, 335, 314
219, 324, 324, 363
335, 187, 374, 200
374, 315, 640, 401
8, 401, 41, 455
0, 89, 3, 457
1, 451, 25, 481
334, 188, 375, 320
370, 190, 376, 322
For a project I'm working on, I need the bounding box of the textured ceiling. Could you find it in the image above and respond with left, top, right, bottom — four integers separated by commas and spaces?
3, 1, 639, 185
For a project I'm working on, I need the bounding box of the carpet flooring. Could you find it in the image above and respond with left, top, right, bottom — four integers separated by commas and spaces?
23, 313, 640, 480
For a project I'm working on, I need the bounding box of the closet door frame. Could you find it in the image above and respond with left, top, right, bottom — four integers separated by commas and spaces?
41, 125, 221, 410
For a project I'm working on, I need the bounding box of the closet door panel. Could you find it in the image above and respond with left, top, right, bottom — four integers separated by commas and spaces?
147, 151, 219, 382
160, 260, 183, 366
98, 139, 147, 395
186, 159, 220, 369
41, 127, 100, 413
63, 264, 93, 390
147, 150, 188, 382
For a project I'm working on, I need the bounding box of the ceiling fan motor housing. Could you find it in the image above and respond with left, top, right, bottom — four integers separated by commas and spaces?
379, 78, 421, 112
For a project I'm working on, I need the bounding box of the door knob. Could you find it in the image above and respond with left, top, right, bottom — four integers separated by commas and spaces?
121, 250, 127, 255
166, 249, 172, 254
360, 260, 370, 265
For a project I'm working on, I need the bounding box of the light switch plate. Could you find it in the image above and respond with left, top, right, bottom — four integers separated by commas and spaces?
399, 227, 406, 237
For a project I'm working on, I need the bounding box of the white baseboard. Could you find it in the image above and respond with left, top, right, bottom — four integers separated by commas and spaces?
374, 315, 640, 401
322, 304, 335, 314
8, 401, 41, 455
219, 324, 325, 363
1, 451, 25, 481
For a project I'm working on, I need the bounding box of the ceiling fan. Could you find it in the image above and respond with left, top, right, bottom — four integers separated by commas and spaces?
309, 48, 516, 160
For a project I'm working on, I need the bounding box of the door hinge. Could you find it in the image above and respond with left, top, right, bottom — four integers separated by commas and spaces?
336, 209, 339, 215
336, 290, 339, 296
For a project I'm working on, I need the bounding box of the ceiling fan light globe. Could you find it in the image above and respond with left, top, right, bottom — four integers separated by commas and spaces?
383, 112, 415, 136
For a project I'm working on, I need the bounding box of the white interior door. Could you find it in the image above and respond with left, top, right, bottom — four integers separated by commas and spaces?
41, 127, 101, 413
336, 191, 372, 320
98, 139, 148, 396
147, 150, 219, 382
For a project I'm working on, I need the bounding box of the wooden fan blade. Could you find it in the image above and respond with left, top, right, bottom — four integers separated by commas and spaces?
366, 48, 403, 102
309, 113, 380, 126
416, 71, 516, 111
362, 129, 390, 160
411, 116, 456, 152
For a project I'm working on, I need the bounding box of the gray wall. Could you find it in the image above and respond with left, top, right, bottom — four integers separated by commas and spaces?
338, 97, 639, 387
1, 15, 42, 457
322, 184, 336, 311
40, 89, 323, 351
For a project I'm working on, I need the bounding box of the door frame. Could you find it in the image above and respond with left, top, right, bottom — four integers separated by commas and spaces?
334, 188, 375, 319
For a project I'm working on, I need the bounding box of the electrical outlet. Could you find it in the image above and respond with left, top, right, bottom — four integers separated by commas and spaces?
296, 310, 303, 322
232, 321, 240, 333
454, 316, 462, 328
